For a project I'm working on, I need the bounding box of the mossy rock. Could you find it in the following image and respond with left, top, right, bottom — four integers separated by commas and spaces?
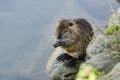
76, 64, 103, 80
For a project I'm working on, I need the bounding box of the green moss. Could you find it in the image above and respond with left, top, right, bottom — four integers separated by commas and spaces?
76, 64, 103, 80
111, 39, 117, 44
105, 24, 120, 35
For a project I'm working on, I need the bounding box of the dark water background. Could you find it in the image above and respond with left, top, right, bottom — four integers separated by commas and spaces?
0, 0, 119, 80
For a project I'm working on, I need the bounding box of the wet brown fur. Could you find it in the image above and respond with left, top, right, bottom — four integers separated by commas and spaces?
55, 18, 94, 59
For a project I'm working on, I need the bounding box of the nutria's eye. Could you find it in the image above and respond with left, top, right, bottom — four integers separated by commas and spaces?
69, 22, 74, 26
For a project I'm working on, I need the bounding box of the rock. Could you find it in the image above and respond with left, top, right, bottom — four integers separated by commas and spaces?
86, 50, 120, 73
86, 32, 105, 58
46, 47, 83, 80
87, 8, 120, 58
86, 29, 120, 73
99, 62, 120, 80
85, 8, 120, 79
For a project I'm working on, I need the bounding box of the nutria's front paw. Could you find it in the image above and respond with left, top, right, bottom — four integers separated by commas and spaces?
56, 53, 72, 61
64, 59, 77, 67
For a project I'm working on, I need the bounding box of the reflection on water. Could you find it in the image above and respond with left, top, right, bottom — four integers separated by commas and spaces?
0, 0, 119, 80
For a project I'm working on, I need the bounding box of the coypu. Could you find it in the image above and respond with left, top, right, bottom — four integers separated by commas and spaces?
53, 18, 94, 67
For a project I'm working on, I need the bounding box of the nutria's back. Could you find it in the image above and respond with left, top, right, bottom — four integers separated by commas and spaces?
54, 18, 94, 59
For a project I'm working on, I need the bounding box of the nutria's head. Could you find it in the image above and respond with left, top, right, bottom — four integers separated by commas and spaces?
53, 18, 93, 49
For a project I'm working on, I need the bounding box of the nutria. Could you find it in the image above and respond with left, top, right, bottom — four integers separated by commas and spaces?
53, 18, 94, 67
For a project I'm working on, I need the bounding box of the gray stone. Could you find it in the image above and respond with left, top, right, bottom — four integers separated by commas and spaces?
46, 48, 83, 80
86, 50, 120, 73
86, 29, 120, 74
99, 62, 120, 80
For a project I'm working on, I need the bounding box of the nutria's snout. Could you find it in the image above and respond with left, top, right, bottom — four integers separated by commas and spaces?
53, 41, 65, 48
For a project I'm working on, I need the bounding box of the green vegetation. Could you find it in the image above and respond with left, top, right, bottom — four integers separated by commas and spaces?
105, 24, 120, 35
111, 39, 117, 44
76, 64, 103, 80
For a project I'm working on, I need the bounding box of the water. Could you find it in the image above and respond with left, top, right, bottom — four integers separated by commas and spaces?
0, 0, 119, 80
